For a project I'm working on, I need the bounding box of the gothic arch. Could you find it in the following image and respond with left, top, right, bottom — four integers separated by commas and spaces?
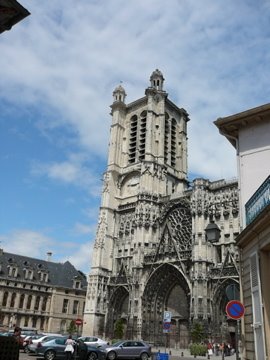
105, 285, 129, 338
211, 278, 240, 345
141, 263, 190, 347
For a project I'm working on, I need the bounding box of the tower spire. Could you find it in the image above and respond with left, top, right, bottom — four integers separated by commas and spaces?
112, 83, 126, 103
150, 69, 164, 91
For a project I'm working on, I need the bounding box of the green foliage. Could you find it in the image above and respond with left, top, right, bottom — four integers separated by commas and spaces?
189, 343, 207, 356
67, 320, 77, 334
190, 322, 205, 343
114, 319, 124, 339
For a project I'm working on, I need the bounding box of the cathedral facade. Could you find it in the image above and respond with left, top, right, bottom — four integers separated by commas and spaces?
83, 70, 240, 347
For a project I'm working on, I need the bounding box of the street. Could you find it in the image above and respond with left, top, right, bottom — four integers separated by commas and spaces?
18, 350, 238, 360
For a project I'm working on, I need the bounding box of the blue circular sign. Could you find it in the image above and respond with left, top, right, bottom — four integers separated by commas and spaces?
226, 300, 245, 319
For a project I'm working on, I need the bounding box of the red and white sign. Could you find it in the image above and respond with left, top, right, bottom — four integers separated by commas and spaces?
75, 318, 83, 326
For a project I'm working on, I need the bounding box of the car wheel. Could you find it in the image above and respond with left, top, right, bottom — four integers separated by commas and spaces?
88, 351, 98, 360
107, 351, 117, 360
44, 350, 56, 360
140, 352, 149, 360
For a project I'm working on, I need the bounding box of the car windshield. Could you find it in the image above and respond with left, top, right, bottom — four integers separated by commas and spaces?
112, 341, 124, 347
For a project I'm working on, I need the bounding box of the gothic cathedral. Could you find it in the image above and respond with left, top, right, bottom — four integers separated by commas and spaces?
83, 70, 240, 347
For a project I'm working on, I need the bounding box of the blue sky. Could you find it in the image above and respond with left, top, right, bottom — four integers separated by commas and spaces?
1, 0, 270, 274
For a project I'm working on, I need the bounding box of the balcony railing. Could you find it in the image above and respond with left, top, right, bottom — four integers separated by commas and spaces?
245, 175, 270, 225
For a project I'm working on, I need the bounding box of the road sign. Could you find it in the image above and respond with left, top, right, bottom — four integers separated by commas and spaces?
163, 322, 171, 333
163, 311, 172, 322
226, 300, 245, 320
75, 318, 83, 326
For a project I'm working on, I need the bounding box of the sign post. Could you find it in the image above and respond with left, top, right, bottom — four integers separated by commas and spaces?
163, 311, 171, 354
226, 300, 245, 360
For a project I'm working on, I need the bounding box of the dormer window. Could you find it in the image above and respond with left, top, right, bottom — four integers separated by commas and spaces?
73, 277, 81, 289
38, 271, 49, 282
8, 265, 18, 278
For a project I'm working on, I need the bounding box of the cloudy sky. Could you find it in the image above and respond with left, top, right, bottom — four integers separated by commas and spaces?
1, 0, 270, 274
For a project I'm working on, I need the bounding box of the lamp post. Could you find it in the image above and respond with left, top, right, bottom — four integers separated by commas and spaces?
205, 221, 221, 244
205, 220, 224, 359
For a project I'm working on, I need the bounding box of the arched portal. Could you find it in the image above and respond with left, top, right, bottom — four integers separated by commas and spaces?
105, 286, 129, 339
142, 263, 190, 348
212, 279, 240, 347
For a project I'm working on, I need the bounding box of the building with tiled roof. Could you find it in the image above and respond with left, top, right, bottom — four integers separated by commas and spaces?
0, 248, 87, 334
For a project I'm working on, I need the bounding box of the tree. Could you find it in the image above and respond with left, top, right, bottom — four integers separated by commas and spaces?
114, 319, 124, 339
67, 320, 77, 335
190, 322, 205, 343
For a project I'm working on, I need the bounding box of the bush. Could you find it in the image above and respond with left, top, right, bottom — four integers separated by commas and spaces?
189, 343, 207, 356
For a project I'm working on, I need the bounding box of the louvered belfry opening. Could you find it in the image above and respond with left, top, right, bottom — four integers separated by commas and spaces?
139, 111, 147, 161
129, 115, 138, 163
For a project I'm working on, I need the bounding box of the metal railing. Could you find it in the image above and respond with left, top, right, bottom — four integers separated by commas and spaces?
245, 175, 270, 225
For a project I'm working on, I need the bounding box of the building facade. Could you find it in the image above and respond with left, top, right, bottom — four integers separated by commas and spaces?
0, 249, 87, 334
83, 70, 241, 347
216, 105, 270, 359
215, 104, 270, 228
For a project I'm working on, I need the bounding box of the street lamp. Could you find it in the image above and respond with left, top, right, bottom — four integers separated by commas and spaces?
205, 221, 221, 243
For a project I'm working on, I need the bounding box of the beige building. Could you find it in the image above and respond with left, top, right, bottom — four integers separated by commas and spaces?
84, 70, 241, 347
0, 249, 87, 334
215, 105, 270, 359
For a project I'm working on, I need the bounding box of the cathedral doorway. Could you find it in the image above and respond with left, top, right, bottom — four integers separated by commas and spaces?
212, 280, 240, 347
105, 286, 129, 339
141, 263, 190, 348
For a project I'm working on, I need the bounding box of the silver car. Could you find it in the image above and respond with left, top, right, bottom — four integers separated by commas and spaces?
105, 340, 151, 360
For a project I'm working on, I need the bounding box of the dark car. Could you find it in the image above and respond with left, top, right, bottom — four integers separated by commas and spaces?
104, 340, 151, 360
35, 336, 107, 360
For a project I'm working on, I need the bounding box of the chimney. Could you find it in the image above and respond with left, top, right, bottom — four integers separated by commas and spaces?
46, 252, 52, 261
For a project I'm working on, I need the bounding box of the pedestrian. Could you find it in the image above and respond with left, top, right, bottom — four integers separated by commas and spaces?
207, 342, 213, 356
13, 326, 23, 348
77, 338, 88, 360
65, 335, 75, 360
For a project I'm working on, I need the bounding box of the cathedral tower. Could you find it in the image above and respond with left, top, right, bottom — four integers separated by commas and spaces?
83, 71, 240, 347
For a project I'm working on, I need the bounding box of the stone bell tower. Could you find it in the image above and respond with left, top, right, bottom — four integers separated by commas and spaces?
83, 70, 240, 347
83, 69, 190, 335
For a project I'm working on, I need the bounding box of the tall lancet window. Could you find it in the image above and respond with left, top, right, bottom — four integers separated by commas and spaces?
171, 119, 177, 167
129, 115, 138, 163
164, 113, 170, 164
139, 111, 147, 161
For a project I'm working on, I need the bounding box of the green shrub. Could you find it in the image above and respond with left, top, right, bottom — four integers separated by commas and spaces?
189, 343, 207, 356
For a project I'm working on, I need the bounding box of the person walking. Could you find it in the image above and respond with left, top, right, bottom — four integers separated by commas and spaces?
65, 335, 75, 360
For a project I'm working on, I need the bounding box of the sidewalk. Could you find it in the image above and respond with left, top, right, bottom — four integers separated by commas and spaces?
152, 347, 238, 359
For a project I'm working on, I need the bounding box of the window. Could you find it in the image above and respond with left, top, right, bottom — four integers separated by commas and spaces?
2, 292, 8, 307
19, 294, 25, 309
73, 300, 79, 314
26, 295, 32, 309
10, 293, 16, 308
128, 115, 138, 163
62, 299, 69, 313
34, 296, 40, 310
42, 297, 47, 311
171, 119, 176, 167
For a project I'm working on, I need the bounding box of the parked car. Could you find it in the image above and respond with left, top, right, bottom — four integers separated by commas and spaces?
35, 337, 107, 360
78, 336, 109, 348
28, 334, 63, 353
23, 334, 46, 353
104, 340, 151, 360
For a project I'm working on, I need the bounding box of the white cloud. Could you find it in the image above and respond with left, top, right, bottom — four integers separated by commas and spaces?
0, 229, 93, 274
1, 0, 270, 271
1, 0, 268, 180
0, 230, 53, 260
73, 222, 93, 235
30, 152, 102, 195
62, 241, 93, 274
